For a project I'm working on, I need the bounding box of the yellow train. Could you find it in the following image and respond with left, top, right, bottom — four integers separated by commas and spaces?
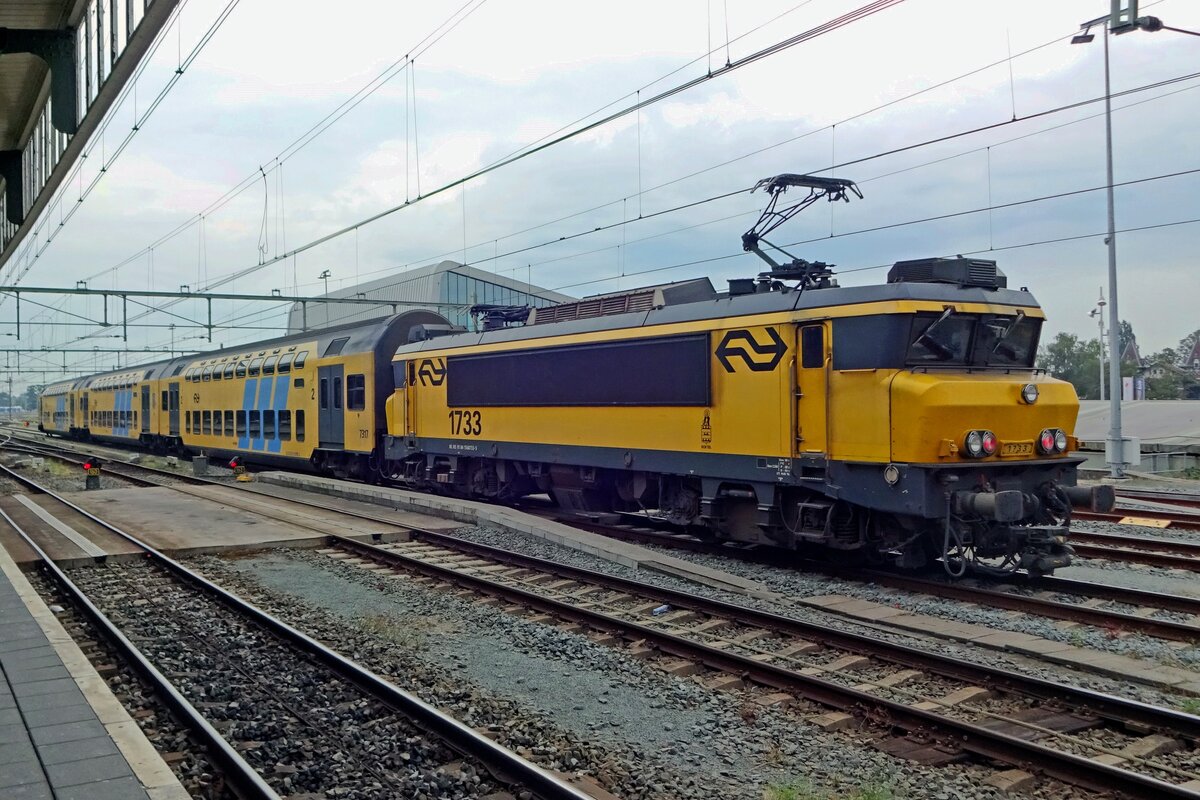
39, 312, 447, 477
39, 175, 1113, 576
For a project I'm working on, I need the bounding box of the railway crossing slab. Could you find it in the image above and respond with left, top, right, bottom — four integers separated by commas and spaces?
0, 541, 188, 800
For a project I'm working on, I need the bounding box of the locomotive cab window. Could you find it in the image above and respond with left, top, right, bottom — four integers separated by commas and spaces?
976, 313, 1041, 367
347, 374, 366, 410
907, 310, 974, 365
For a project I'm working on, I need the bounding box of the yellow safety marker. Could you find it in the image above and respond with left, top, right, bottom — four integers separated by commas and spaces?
1117, 517, 1172, 528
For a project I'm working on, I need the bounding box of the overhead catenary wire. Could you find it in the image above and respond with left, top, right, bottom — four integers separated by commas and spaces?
122, 66, 1200, 362
50, 0, 908, 354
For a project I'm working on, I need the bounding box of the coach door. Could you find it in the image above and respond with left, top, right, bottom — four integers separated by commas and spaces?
140, 386, 151, 434
167, 382, 181, 435
795, 323, 829, 455
318, 364, 345, 447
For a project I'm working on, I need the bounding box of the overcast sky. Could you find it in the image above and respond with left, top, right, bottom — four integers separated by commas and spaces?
4, 0, 1199, 386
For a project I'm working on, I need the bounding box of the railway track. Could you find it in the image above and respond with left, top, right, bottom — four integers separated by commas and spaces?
1116, 489, 1200, 512
320, 531, 1200, 798
0, 463, 594, 800
9, 436, 1200, 635
9, 438, 1200, 794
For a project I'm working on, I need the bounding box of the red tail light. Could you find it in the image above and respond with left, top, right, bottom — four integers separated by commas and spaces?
980, 431, 998, 456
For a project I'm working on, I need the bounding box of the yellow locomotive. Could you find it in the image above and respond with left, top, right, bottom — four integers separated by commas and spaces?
383, 176, 1113, 576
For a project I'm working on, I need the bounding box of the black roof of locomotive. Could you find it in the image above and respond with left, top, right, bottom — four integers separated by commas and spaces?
393, 279, 1042, 356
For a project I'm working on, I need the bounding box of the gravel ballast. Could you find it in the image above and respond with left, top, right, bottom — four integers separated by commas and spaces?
191, 547, 1099, 800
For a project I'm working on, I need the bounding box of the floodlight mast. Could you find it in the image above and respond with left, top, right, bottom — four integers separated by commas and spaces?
742, 173, 862, 289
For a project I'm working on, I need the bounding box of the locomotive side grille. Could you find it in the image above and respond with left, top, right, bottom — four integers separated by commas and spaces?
967, 259, 997, 284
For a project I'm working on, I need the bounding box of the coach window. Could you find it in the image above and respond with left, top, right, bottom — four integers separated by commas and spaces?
279, 410, 292, 440
263, 356, 277, 375
319, 377, 329, 410
277, 354, 293, 373
235, 361, 248, 378
223, 364, 235, 380
294, 351, 308, 370
249, 358, 264, 377
202, 366, 213, 382
249, 410, 261, 438
264, 411, 275, 440
323, 337, 350, 357
347, 374, 366, 410
333, 376, 343, 410
185, 411, 191, 433
202, 411, 212, 435
236, 410, 247, 437
214, 411, 224, 437
161, 391, 169, 411
224, 411, 234, 436
295, 410, 305, 441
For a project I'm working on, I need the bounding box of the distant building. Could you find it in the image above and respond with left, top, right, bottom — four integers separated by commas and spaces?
286, 260, 573, 333
1183, 337, 1200, 373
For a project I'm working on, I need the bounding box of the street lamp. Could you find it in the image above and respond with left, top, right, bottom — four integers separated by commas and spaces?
1088, 288, 1107, 401
319, 270, 332, 296
1071, 4, 1160, 478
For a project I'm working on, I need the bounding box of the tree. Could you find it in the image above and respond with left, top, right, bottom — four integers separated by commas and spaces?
21, 385, 43, 410
1037, 332, 1103, 399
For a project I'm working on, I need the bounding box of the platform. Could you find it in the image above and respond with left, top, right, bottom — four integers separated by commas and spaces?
0, 544, 188, 799
256, 472, 777, 598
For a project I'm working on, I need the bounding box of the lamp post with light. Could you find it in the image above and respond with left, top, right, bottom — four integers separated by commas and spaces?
1070, 3, 1176, 478
319, 270, 332, 296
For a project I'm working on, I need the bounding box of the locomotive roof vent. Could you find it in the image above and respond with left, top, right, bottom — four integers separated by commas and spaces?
530, 277, 715, 325
887, 257, 1007, 289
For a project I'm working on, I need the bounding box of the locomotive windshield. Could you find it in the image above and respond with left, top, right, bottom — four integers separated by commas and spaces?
902, 311, 1041, 367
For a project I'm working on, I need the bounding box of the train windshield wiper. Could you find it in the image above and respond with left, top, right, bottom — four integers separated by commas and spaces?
913, 307, 956, 360
989, 310, 1026, 359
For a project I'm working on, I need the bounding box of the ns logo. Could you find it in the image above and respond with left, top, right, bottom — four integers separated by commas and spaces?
416, 358, 446, 386
715, 328, 787, 373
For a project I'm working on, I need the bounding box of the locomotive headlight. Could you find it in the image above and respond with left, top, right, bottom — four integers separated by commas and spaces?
980, 430, 998, 456
964, 430, 984, 457
1038, 429, 1057, 455
1054, 429, 1068, 453
1021, 383, 1039, 404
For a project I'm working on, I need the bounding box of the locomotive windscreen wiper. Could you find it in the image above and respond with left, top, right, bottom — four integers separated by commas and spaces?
913, 307, 956, 360
989, 310, 1026, 359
